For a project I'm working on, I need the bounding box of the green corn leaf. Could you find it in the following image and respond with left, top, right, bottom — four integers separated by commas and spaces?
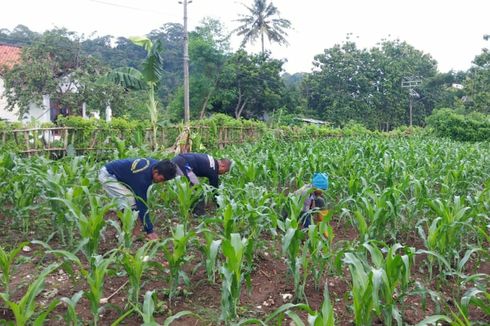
163, 310, 197, 326
32, 298, 60, 326
414, 315, 452, 326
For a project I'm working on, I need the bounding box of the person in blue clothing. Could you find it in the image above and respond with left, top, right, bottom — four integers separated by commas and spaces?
171, 153, 232, 215
98, 158, 177, 240
294, 173, 329, 228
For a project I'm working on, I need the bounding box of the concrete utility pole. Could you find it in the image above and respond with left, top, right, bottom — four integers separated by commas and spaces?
180, 0, 192, 123
401, 77, 422, 127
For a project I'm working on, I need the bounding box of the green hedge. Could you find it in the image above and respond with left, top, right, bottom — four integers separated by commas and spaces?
0, 113, 427, 153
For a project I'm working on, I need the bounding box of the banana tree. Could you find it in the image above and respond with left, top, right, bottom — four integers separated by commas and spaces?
102, 36, 163, 149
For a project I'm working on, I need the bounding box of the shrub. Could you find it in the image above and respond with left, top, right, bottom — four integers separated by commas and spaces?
426, 108, 490, 142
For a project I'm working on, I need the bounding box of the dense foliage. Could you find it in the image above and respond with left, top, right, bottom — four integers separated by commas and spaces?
426, 108, 490, 142
0, 12, 489, 130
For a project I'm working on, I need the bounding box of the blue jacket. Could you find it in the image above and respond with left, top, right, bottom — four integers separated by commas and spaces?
171, 153, 219, 188
105, 158, 157, 224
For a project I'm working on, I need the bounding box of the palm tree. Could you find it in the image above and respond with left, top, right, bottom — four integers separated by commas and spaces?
234, 0, 292, 53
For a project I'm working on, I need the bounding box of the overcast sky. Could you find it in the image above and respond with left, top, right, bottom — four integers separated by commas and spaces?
2, 0, 489, 74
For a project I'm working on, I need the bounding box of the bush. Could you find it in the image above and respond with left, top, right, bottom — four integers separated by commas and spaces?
426, 108, 490, 142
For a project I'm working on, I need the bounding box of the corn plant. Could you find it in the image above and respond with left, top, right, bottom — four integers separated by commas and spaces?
460, 286, 490, 320
417, 196, 474, 275
305, 222, 331, 289
0, 263, 60, 326
43, 183, 88, 246
0, 242, 28, 296
61, 290, 84, 326
233, 183, 274, 284
168, 178, 202, 227
160, 224, 195, 301
118, 240, 160, 305
353, 188, 401, 241
234, 160, 265, 186
200, 230, 222, 283
282, 217, 306, 298
307, 283, 335, 326
54, 186, 113, 267
134, 291, 158, 326
30, 239, 89, 283
35, 157, 94, 246
363, 242, 414, 325
8, 176, 39, 234
236, 292, 334, 326
343, 252, 376, 326
134, 291, 196, 326
280, 195, 306, 301
220, 233, 247, 322
218, 201, 238, 239
108, 208, 138, 250
85, 255, 114, 326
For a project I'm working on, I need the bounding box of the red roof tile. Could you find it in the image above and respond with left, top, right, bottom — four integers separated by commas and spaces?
0, 44, 21, 71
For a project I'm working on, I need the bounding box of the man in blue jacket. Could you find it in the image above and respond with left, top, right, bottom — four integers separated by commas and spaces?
98, 158, 177, 240
171, 153, 232, 215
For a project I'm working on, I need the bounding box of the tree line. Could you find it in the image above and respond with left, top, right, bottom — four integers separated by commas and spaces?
0, 13, 488, 130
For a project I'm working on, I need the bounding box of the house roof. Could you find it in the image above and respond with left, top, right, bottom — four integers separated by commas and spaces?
295, 117, 329, 125
0, 44, 21, 71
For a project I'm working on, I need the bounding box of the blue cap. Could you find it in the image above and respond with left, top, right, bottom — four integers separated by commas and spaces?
312, 173, 329, 190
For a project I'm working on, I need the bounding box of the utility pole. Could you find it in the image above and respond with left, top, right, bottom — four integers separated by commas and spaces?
180, 0, 192, 123
401, 77, 422, 127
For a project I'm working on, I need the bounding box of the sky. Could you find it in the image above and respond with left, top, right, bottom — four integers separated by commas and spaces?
2, 0, 489, 74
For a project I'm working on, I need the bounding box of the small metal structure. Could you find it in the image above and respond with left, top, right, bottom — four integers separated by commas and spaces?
401, 77, 422, 127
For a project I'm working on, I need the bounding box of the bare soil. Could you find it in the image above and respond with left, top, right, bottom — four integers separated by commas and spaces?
1, 210, 488, 325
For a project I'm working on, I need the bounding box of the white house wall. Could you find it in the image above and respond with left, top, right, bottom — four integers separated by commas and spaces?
0, 77, 50, 123
27, 95, 51, 123
0, 78, 18, 121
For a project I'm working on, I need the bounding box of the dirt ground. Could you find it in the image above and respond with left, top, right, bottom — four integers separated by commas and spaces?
1, 211, 488, 325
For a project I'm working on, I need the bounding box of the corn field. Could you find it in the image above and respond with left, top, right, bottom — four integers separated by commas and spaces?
0, 136, 488, 325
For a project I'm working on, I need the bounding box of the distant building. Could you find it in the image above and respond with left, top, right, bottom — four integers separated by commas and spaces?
294, 117, 329, 125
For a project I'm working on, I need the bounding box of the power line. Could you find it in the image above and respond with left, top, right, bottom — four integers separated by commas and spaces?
88, 0, 179, 19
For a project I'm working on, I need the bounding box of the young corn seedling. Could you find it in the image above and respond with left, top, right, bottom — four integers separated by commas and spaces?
169, 178, 202, 227
200, 229, 222, 283
307, 282, 336, 326
363, 242, 414, 325
353, 189, 400, 242
85, 255, 114, 326
108, 208, 138, 250
9, 177, 39, 234
280, 194, 306, 301
118, 240, 160, 305
55, 186, 114, 268
0, 263, 60, 326
306, 223, 331, 289
219, 201, 238, 239
220, 233, 247, 323
61, 290, 84, 326
343, 252, 376, 326
234, 183, 273, 285
133, 291, 196, 326
417, 196, 473, 276
0, 242, 28, 297
160, 224, 195, 301
134, 291, 159, 326
36, 157, 93, 246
